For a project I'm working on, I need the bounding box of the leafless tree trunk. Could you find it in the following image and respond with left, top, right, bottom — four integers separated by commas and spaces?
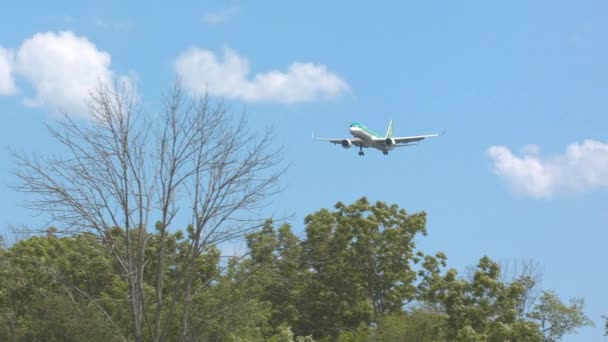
14, 81, 285, 341
500, 259, 543, 318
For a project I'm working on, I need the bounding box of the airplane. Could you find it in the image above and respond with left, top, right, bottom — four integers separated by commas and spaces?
314, 120, 442, 156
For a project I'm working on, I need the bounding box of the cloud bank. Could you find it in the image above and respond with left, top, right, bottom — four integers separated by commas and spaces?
15, 31, 126, 116
0, 46, 16, 95
174, 47, 349, 103
488, 140, 608, 198
1, 31, 131, 118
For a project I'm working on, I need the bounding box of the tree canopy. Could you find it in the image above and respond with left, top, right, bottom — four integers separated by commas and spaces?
1, 198, 594, 341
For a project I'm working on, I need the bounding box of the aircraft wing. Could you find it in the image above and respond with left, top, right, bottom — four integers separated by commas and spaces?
314, 135, 366, 147
394, 133, 440, 144
373, 132, 442, 144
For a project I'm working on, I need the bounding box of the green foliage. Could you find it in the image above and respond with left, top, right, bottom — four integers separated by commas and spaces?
268, 324, 315, 342
0, 230, 269, 341
0, 198, 594, 341
528, 290, 594, 341
22, 293, 123, 342
247, 221, 305, 333
297, 197, 428, 337
0, 233, 126, 341
244, 199, 592, 341
375, 310, 447, 342
186, 255, 272, 341
420, 256, 544, 341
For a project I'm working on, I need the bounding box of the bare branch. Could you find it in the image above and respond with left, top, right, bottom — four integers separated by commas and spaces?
13, 81, 286, 342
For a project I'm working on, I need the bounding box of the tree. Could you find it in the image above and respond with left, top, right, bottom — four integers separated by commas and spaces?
1, 228, 292, 341
0, 235, 18, 342
499, 259, 544, 319
420, 256, 543, 341
268, 325, 315, 342
14, 82, 285, 342
241, 198, 432, 339
296, 197, 428, 337
1, 195, 596, 341
375, 309, 447, 342
0, 233, 125, 341
528, 290, 593, 342
246, 221, 306, 331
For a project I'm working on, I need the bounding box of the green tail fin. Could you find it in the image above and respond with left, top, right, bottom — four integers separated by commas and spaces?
386, 120, 393, 138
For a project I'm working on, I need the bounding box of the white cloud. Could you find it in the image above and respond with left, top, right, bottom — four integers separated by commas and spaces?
488, 140, 608, 198
15, 31, 130, 117
521, 144, 540, 156
0, 46, 17, 95
174, 47, 349, 104
202, 6, 238, 25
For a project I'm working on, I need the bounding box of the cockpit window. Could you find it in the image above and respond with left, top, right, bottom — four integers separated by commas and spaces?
350, 122, 361, 128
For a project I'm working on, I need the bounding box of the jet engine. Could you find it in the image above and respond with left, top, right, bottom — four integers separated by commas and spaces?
385, 138, 396, 146
341, 139, 353, 149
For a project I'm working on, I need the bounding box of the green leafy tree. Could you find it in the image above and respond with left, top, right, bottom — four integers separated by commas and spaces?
3, 195, 595, 342
247, 221, 306, 332
0, 235, 20, 342
421, 256, 543, 341
23, 293, 123, 342
297, 197, 428, 338
528, 290, 593, 342
375, 309, 447, 342
0, 229, 284, 341
0, 233, 126, 341
269, 324, 315, 342
186, 256, 272, 341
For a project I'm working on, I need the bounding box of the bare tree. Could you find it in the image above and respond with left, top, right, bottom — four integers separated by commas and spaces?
499, 258, 544, 318
14, 82, 285, 342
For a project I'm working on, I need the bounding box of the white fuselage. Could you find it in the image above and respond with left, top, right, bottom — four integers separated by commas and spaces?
349, 126, 391, 151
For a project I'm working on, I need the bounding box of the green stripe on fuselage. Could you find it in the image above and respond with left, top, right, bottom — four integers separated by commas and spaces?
350, 122, 382, 138
361, 125, 381, 138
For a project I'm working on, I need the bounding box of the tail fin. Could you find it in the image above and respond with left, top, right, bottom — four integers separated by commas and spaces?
385, 120, 393, 138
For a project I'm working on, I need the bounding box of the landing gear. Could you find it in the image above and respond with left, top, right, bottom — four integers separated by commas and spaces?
382, 151, 389, 156
358, 147, 364, 156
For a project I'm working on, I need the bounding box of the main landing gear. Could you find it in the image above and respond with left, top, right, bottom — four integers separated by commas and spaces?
357, 149, 389, 156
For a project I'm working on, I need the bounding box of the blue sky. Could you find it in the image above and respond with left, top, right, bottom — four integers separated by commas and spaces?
1, 1, 608, 340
